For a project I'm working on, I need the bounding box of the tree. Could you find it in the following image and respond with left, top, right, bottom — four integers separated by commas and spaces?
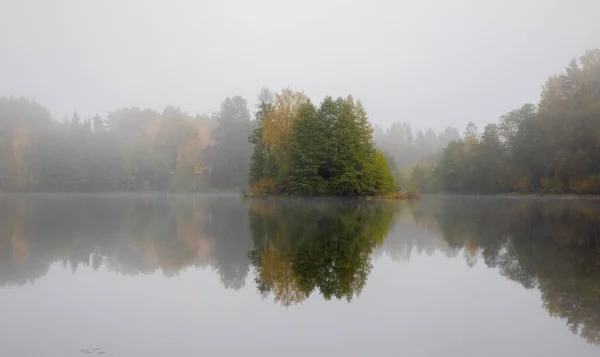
463, 121, 478, 152
373, 122, 460, 169
432, 49, 600, 195
211, 96, 253, 189
477, 123, 504, 192
92, 114, 107, 132
249, 91, 395, 197
71, 112, 81, 127
261, 89, 309, 167
437, 141, 467, 192
287, 101, 326, 195
249, 101, 276, 186
153, 111, 199, 191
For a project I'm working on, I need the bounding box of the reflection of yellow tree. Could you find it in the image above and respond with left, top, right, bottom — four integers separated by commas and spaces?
138, 199, 214, 274
261, 245, 306, 307
249, 199, 396, 306
249, 199, 276, 218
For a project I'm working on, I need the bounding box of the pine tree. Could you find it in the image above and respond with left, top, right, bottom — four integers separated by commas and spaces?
248, 90, 396, 197
287, 101, 325, 195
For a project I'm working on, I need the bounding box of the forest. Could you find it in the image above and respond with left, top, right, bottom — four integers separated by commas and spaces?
3, 49, 599, 195
249, 89, 395, 196
0, 95, 253, 192
0, 88, 403, 196
412, 49, 600, 194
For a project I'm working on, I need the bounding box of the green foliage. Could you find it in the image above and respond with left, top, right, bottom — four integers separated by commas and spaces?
431, 49, 600, 195
372, 151, 395, 195
435, 140, 467, 192
286, 101, 326, 195
410, 163, 439, 193
249, 94, 396, 197
248, 198, 396, 305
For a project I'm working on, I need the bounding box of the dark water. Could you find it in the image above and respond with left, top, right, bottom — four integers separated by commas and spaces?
1, 194, 600, 356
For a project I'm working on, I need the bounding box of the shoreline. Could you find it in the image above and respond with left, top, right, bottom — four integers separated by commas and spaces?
423, 193, 600, 200
2, 191, 599, 200
244, 191, 420, 201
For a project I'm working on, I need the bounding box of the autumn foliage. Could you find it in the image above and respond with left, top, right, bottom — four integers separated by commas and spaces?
0, 96, 255, 192
249, 89, 396, 197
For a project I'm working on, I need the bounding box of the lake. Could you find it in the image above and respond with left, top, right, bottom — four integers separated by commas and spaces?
0, 194, 599, 356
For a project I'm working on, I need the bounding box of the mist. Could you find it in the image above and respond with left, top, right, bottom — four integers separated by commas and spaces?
2, 0, 599, 131
4, 2, 600, 354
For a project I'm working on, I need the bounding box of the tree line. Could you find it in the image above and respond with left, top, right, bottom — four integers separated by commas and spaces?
0, 96, 253, 192
1, 88, 399, 196
416, 49, 600, 194
7, 49, 598, 195
374, 123, 461, 168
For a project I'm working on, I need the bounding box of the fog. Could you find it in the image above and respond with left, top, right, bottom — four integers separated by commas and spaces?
2, 4, 600, 352
1, 0, 598, 131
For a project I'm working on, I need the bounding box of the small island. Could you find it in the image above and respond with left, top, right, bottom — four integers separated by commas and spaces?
248, 89, 414, 199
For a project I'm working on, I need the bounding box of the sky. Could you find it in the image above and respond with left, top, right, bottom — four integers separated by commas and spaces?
0, 0, 599, 132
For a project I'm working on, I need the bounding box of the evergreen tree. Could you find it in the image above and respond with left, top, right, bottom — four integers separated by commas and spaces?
211, 96, 253, 189
287, 101, 326, 195
248, 91, 397, 197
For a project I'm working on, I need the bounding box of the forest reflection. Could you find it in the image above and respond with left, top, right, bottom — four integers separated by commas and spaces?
1, 195, 600, 344
413, 196, 600, 345
0, 194, 253, 289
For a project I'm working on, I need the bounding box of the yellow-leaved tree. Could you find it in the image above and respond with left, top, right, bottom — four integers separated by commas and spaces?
262, 89, 309, 166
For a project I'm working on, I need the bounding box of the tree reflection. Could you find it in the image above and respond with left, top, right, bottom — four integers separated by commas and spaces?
0, 195, 397, 302
5, 193, 599, 344
0, 194, 252, 290
413, 197, 600, 345
248, 198, 396, 306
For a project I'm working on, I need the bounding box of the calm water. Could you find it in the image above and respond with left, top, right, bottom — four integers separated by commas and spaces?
0, 194, 599, 356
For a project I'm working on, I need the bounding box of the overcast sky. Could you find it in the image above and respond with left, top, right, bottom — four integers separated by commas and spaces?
1, 0, 598, 131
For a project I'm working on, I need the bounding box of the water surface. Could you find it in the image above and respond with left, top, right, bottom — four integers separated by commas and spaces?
0, 194, 599, 356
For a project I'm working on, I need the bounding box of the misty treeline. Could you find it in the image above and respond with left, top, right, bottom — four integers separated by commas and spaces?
373, 124, 461, 168
372, 123, 461, 192
0, 88, 399, 196
0, 96, 253, 192
416, 49, 600, 194
249, 89, 395, 196
4, 49, 600, 195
